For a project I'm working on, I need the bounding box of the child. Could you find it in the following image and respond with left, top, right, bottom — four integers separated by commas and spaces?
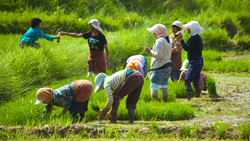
176, 21, 204, 100
19, 18, 60, 48
144, 24, 172, 102
169, 21, 183, 81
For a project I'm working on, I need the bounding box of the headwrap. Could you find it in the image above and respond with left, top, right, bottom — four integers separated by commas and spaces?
147, 24, 169, 38
182, 21, 203, 36
36, 88, 54, 110
126, 61, 139, 70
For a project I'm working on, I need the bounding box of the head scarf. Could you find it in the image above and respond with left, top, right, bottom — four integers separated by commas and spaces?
126, 61, 139, 70
36, 88, 54, 110
147, 24, 168, 38
182, 21, 203, 36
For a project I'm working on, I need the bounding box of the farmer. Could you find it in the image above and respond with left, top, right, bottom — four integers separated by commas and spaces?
94, 62, 144, 124
126, 55, 148, 77
176, 21, 204, 100
19, 18, 60, 48
34, 80, 93, 122
169, 21, 183, 81
59, 19, 110, 77
178, 60, 208, 91
144, 24, 172, 102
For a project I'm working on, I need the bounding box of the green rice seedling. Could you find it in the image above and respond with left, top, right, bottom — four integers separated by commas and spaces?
206, 75, 218, 97
202, 50, 222, 62
91, 103, 100, 112
214, 122, 231, 139
179, 124, 191, 138
238, 122, 250, 140
149, 119, 159, 131
168, 81, 187, 98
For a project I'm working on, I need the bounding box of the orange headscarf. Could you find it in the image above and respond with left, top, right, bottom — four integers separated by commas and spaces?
36, 88, 54, 110
126, 61, 139, 70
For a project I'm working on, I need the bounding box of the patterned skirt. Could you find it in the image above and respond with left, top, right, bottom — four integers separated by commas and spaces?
150, 66, 172, 85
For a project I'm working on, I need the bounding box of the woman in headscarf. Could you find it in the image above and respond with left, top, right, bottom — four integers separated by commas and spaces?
169, 21, 183, 81
35, 80, 93, 122
126, 55, 148, 78
59, 19, 110, 77
176, 21, 204, 100
94, 62, 144, 124
144, 24, 172, 102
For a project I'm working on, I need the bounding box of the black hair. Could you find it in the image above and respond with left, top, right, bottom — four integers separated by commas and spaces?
31, 18, 42, 28
172, 25, 181, 31
165, 36, 170, 43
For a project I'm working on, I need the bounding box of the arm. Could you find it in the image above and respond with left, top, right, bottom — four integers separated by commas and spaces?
149, 40, 164, 59
42, 104, 52, 117
104, 43, 110, 68
102, 83, 113, 112
59, 31, 83, 38
172, 41, 182, 53
180, 37, 197, 51
40, 32, 57, 41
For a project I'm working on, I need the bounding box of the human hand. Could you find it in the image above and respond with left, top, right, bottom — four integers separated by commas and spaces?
38, 37, 42, 39
55, 36, 60, 39
176, 32, 183, 40
144, 46, 151, 53
106, 61, 110, 68
106, 112, 112, 118
58, 31, 66, 35
97, 109, 103, 116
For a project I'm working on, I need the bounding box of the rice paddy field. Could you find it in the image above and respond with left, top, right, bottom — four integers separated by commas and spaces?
0, 0, 250, 140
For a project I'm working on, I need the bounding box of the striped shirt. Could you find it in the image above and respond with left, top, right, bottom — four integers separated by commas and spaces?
102, 70, 127, 111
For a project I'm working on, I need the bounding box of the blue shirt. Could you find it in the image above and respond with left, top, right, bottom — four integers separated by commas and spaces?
19, 27, 55, 43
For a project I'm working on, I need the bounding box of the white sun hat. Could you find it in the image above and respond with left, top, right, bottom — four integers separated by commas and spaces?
34, 99, 43, 105
88, 19, 103, 32
94, 73, 107, 93
182, 21, 203, 36
172, 21, 183, 29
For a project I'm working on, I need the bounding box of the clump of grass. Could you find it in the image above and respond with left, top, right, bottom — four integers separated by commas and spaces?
238, 122, 250, 140
214, 122, 231, 139
207, 75, 218, 97
179, 124, 191, 138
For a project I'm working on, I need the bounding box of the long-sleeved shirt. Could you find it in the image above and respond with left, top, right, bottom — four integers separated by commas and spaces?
180, 34, 203, 61
19, 27, 55, 43
169, 34, 183, 71
126, 55, 147, 77
102, 70, 127, 111
149, 37, 172, 70
43, 82, 74, 116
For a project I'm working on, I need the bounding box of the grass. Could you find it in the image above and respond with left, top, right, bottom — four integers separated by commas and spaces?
0, 74, 195, 127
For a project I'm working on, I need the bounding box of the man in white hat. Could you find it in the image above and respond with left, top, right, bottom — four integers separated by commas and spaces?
59, 19, 110, 77
169, 21, 183, 81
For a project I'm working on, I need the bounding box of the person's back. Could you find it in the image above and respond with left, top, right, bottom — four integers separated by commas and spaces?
185, 34, 203, 61
150, 37, 172, 70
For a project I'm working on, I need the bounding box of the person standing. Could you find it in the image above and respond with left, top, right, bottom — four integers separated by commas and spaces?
94, 62, 144, 124
19, 18, 60, 48
34, 80, 93, 122
176, 21, 204, 100
169, 21, 183, 81
144, 24, 172, 102
59, 19, 110, 77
